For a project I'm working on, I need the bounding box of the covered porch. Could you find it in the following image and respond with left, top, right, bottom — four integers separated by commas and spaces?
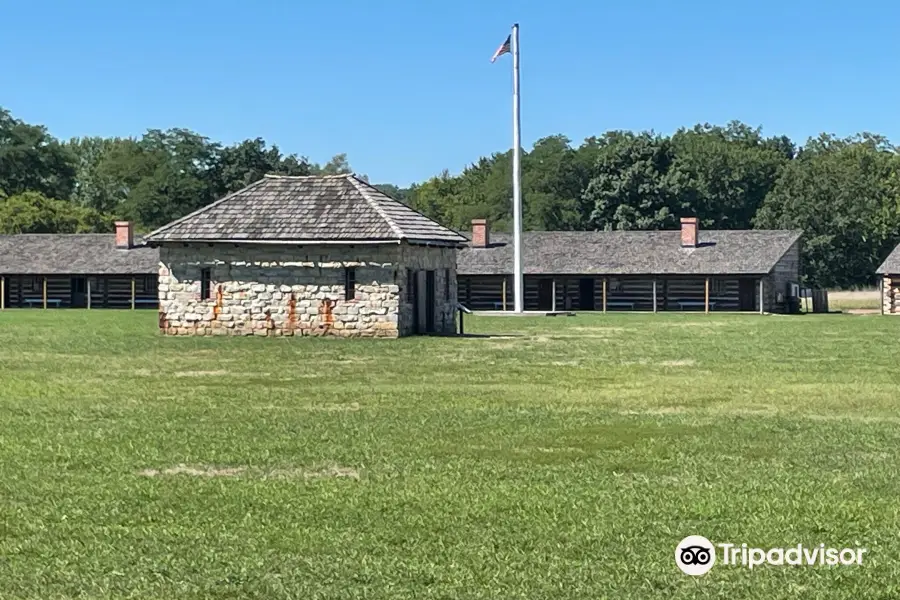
457, 275, 769, 313
0, 274, 158, 309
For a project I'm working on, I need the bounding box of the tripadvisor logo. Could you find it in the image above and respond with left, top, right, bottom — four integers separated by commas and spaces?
675, 536, 867, 576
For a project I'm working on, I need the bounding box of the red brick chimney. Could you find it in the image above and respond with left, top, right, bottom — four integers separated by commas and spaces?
680, 217, 698, 248
115, 221, 134, 249
471, 219, 490, 248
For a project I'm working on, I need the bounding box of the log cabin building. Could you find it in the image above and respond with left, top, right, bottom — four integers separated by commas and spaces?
0, 222, 159, 309
457, 218, 803, 314
877, 243, 900, 315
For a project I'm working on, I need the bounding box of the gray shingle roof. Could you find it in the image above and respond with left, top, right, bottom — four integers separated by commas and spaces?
458, 230, 803, 276
0, 235, 158, 275
876, 243, 900, 274
144, 174, 467, 245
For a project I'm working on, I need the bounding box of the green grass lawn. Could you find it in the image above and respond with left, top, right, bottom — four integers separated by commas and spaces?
1, 310, 899, 599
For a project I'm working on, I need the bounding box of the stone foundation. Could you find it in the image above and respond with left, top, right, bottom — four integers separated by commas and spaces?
157, 243, 458, 337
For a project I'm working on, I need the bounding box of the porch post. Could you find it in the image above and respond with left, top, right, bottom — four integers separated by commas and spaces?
502, 277, 507, 311
652, 279, 657, 313
43, 277, 47, 309
87, 278, 91, 310
131, 277, 136, 310
551, 278, 557, 312
759, 278, 764, 314
0, 276, 4, 310
704, 277, 710, 314
602, 277, 608, 313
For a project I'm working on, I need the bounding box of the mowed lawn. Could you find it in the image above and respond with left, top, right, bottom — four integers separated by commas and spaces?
1, 311, 899, 599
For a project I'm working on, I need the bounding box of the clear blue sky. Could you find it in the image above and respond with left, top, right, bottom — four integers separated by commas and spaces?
4, 0, 899, 186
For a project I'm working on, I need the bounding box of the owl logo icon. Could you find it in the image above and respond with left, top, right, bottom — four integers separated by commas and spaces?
675, 536, 716, 575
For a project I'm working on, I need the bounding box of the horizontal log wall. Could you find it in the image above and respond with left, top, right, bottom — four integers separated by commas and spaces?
0, 275, 157, 308
458, 275, 755, 311
884, 275, 900, 315
458, 275, 507, 311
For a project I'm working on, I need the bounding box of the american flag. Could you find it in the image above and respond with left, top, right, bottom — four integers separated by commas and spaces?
490, 35, 511, 63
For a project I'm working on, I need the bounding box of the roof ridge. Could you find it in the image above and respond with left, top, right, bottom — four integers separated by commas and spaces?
345, 175, 406, 239
144, 177, 270, 241
263, 173, 352, 180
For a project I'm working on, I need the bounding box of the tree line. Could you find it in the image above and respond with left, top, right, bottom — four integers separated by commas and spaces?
1, 107, 898, 288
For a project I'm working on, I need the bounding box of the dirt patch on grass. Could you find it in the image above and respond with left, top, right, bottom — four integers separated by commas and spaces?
619, 406, 687, 416
138, 465, 245, 477
266, 466, 361, 480
659, 359, 696, 367
569, 327, 627, 333
138, 463, 360, 480
174, 370, 230, 377
657, 321, 727, 328
307, 402, 361, 412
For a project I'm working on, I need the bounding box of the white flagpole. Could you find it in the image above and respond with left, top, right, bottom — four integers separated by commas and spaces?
511, 23, 524, 313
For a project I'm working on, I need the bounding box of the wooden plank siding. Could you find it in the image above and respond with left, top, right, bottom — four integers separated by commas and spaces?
458, 275, 758, 311
1, 275, 158, 308
767, 239, 802, 313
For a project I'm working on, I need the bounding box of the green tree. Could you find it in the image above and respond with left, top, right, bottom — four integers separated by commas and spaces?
523, 135, 592, 230
66, 136, 127, 213
668, 122, 791, 229
313, 153, 353, 175
216, 138, 311, 195
0, 191, 112, 233
755, 136, 900, 287
584, 132, 680, 230
111, 129, 221, 230
0, 108, 76, 199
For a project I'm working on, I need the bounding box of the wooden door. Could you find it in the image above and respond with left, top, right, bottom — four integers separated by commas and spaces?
70, 277, 87, 308
738, 279, 756, 311
579, 278, 595, 310
537, 279, 553, 311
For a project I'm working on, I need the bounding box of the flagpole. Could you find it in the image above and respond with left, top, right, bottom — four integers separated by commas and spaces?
511, 23, 524, 313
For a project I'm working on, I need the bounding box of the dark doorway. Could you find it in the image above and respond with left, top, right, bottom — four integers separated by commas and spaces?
738, 279, 756, 311
537, 279, 553, 311
425, 270, 436, 333
579, 278, 595, 310
70, 277, 87, 308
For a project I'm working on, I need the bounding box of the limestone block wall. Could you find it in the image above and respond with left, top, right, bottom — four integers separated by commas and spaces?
883, 276, 899, 315
158, 244, 404, 337
397, 245, 458, 336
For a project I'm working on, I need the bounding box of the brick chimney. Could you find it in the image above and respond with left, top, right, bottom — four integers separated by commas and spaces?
471, 219, 490, 248
680, 217, 698, 248
115, 221, 134, 249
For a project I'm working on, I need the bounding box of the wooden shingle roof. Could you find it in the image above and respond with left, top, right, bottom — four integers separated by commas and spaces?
458, 230, 803, 276
0, 235, 158, 275
144, 174, 467, 246
876, 243, 900, 274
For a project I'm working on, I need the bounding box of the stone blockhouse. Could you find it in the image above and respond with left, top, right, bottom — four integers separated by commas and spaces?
143, 174, 466, 337
877, 244, 900, 315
